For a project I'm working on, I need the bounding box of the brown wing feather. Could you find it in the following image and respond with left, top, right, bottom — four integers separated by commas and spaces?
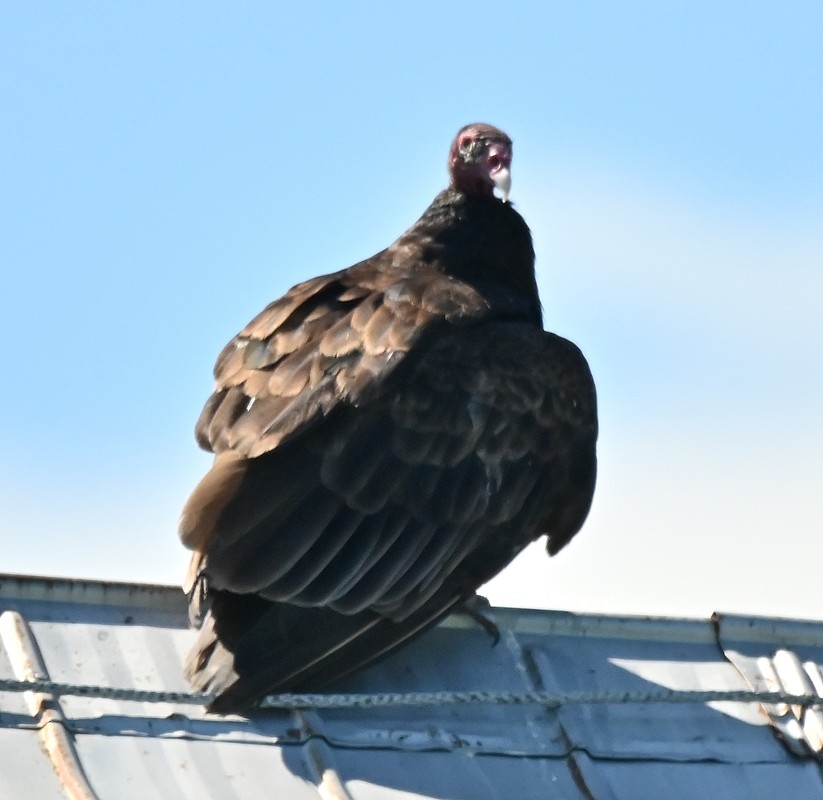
184, 320, 595, 615
191, 253, 488, 461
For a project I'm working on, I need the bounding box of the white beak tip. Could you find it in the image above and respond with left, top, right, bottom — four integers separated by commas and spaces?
492, 167, 512, 202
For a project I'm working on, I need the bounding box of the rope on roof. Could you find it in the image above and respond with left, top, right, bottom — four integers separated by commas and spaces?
1, 677, 822, 711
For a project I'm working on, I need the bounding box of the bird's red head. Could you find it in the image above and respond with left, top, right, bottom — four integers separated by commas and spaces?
448, 123, 513, 202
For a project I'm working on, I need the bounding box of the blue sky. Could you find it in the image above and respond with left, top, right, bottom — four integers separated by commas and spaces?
2, 3, 821, 620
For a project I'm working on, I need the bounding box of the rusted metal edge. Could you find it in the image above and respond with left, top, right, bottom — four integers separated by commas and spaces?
297, 708, 354, 800
0, 610, 99, 800
714, 613, 823, 761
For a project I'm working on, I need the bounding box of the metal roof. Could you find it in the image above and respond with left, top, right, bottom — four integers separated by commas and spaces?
2, 572, 823, 799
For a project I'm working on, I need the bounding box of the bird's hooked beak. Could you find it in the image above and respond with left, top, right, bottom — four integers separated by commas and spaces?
486, 142, 512, 202
492, 167, 512, 203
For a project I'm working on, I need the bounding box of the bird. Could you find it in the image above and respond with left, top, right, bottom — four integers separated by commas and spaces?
179, 123, 598, 714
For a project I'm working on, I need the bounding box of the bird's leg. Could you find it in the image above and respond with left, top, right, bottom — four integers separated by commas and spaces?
457, 594, 500, 646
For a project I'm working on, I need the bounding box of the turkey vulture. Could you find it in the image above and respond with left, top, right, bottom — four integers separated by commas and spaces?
180, 123, 597, 713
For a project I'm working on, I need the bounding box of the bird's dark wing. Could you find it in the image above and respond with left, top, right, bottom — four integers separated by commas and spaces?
182, 306, 596, 711
180, 250, 497, 569
188, 253, 490, 461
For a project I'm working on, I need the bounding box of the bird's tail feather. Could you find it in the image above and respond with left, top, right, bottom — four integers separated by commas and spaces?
185, 589, 460, 714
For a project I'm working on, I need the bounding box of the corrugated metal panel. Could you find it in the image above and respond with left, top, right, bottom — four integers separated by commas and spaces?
717, 612, 823, 758
0, 728, 77, 800
2, 573, 823, 799
571, 753, 823, 800
526, 629, 779, 762
329, 748, 587, 800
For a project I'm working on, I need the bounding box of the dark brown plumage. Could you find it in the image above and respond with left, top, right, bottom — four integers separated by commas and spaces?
180, 123, 597, 713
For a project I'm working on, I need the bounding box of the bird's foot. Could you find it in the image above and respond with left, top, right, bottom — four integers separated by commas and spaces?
458, 595, 500, 646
